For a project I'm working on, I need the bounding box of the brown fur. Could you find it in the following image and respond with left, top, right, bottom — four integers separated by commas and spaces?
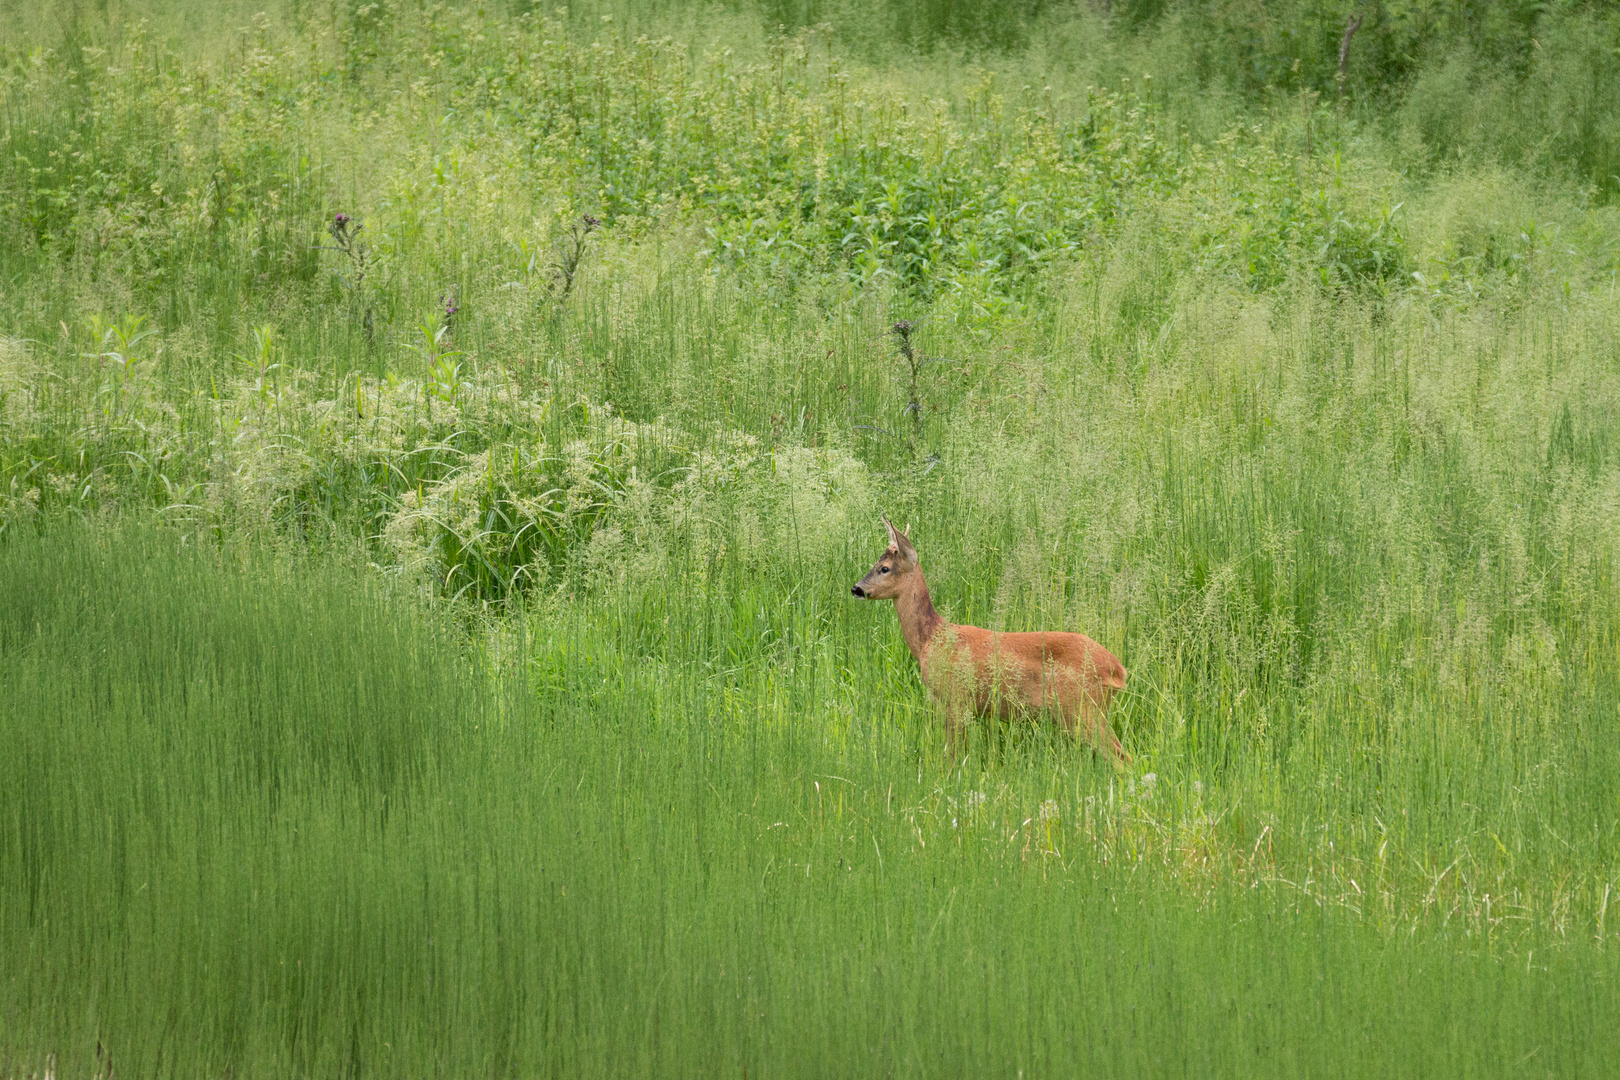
851, 518, 1129, 763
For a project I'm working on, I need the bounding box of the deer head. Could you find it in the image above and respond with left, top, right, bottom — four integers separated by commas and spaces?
851, 518, 918, 600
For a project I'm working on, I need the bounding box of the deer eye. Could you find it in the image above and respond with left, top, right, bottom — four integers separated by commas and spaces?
879, 565, 891, 574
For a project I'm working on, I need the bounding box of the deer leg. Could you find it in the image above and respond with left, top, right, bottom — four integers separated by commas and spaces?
929, 660, 977, 766
1105, 727, 1131, 766
943, 712, 967, 763
1076, 702, 1130, 767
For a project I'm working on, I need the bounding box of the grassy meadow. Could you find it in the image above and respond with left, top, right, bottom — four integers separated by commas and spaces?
3, 0, 1620, 1075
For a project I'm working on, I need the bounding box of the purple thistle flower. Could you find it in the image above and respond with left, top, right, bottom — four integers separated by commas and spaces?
334, 212, 350, 227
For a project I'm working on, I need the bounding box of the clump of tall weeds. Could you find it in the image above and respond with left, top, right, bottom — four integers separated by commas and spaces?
323, 212, 378, 344
548, 214, 600, 305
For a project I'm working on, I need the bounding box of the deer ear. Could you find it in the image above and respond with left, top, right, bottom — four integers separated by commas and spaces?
893, 525, 917, 561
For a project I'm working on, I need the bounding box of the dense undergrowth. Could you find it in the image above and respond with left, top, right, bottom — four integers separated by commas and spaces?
3, 0, 1620, 1075
8, 525, 1620, 1078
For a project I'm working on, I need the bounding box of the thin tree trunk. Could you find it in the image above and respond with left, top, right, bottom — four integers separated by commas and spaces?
1337, 12, 1364, 108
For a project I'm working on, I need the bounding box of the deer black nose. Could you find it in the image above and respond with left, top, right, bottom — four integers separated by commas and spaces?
851, 585, 865, 598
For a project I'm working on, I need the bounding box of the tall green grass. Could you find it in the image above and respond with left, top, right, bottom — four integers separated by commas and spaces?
4, 522, 1620, 1078
4, 0, 1620, 1074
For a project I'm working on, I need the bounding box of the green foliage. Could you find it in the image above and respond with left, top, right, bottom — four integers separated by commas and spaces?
0, 2, 1422, 361
4, 1, 1620, 1073
4, 513, 1620, 1076
759, 0, 1050, 54
1133, 1, 1620, 199
484, 23, 1186, 299
0, 16, 326, 313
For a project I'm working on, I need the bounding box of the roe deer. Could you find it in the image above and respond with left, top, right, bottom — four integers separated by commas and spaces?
851, 518, 1129, 763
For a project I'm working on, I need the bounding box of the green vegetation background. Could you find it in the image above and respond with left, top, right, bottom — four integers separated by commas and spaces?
3, 0, 1619, 1075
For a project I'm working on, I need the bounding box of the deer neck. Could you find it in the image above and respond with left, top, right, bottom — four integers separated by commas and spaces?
894, 569, 944, 662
